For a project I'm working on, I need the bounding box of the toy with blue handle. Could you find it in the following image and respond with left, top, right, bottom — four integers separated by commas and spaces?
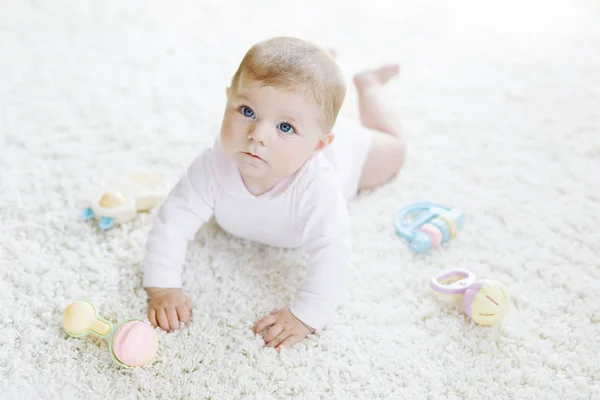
80, 173, 166, 231
394, 202, 465, 253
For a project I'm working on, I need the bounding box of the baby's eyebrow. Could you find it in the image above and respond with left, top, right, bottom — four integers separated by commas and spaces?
282, 115, 299, 124
234, 93, 251, 102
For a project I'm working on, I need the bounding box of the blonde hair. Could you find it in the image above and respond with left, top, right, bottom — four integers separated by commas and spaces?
230, 37, 346, 131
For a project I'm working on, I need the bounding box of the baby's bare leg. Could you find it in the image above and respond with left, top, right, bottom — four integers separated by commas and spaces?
354, 65, 406, 191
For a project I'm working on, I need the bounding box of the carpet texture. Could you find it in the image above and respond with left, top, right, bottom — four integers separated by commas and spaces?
1, 1, 599, 399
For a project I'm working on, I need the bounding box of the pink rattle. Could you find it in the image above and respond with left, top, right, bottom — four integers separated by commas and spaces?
429, 269, 509, 326
62, 300, 158, 367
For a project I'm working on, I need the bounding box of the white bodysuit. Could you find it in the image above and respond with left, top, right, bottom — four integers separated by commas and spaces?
143, 118, 373, 330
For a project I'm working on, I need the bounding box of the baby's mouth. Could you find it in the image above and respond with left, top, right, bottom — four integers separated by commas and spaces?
243, 152, 264, 161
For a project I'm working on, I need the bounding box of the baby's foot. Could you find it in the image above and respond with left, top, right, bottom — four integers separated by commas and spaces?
353, 64, 400, 89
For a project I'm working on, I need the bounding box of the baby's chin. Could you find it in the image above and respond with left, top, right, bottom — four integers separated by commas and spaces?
235, 157, 268, 175
237, 160, 301, 181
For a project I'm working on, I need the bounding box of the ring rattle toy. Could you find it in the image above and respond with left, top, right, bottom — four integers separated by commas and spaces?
429, 269, 509, 326
394, 202, 465, 253
62, 300, 158, 367
80, 173, 166, 230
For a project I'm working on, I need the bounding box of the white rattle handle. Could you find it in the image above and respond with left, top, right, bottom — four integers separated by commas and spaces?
429, 269, 477, 296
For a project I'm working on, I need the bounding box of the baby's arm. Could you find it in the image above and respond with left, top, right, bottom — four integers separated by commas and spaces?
289, 179, 351, 330
253, 175, 351, 349
144, 149, 216, 331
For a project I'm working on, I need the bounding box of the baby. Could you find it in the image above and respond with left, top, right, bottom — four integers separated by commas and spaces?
143, 37, 406, 350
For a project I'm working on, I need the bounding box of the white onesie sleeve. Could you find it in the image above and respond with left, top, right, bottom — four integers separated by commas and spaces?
289, 173, 352, 330
143, 149, 216, 288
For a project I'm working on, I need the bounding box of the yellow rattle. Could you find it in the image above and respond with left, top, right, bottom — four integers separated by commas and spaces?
63, 300, 158, 367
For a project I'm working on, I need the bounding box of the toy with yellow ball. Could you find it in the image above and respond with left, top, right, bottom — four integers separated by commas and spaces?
429, 269, 509, 326
62, 300, 158, 367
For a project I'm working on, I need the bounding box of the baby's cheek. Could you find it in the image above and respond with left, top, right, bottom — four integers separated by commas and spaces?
220, 114, 240, 142
280, 150, 305, 171
220, 123, 234, 143
279, 159, 299, 175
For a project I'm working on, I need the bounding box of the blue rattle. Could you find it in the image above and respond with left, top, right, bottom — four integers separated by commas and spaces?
394, 202, 465, 253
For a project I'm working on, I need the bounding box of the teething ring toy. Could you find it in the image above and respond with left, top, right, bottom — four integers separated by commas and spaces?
394, 202, 465, 253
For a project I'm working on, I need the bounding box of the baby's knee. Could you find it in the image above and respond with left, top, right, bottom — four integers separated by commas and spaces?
389, 138, 407, 176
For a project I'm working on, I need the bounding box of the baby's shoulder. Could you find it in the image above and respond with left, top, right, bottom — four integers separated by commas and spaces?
294, 155, 346, 202
292, 156, 349, 231
191, 140, 234, 185
184, 146, 213, 175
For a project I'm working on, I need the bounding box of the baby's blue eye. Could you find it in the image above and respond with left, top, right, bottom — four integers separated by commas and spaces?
241, 106, 255, 119
278, 122, 295, 134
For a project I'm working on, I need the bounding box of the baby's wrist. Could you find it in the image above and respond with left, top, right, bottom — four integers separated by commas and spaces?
287, 308, 315, 333
145, 287, 179, 297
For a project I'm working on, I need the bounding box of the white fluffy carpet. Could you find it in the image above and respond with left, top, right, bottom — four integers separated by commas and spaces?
1, 1, 599, 399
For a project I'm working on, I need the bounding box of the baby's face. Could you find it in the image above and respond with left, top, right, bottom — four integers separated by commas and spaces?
220, 75, 331, 184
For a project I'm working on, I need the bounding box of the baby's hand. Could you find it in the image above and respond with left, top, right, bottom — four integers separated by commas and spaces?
253, 308, 315, 350
145, 287, 192, 331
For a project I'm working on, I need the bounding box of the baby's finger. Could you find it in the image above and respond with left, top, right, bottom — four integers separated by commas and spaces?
176, 305, 191, 323
253, 314, 277, 334
266, 329, 291, 348
185, 297, 192, 310
263, 324, 284, 342
157, 308, 170, 331
276, 334, 301, 351
167, 307, 179, 330
148, 308, 158, 327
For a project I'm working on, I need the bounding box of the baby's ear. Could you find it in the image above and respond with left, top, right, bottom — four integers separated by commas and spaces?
313, 132, 335, 153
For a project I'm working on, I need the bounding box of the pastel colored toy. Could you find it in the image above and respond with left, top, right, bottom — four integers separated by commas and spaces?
62, 300, 158, 367
80, 173, 166, 230
429, 269, 509, 326
394, 202, 465, 253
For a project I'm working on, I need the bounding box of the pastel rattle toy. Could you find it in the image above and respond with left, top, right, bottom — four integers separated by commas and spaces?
394, 202, 465, 253
429, 269, 509, 326
80, 173, 166, 230
62, 300, 158, 367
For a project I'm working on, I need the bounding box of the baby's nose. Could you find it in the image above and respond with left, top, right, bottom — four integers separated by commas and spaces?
248, 122, 270, 145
